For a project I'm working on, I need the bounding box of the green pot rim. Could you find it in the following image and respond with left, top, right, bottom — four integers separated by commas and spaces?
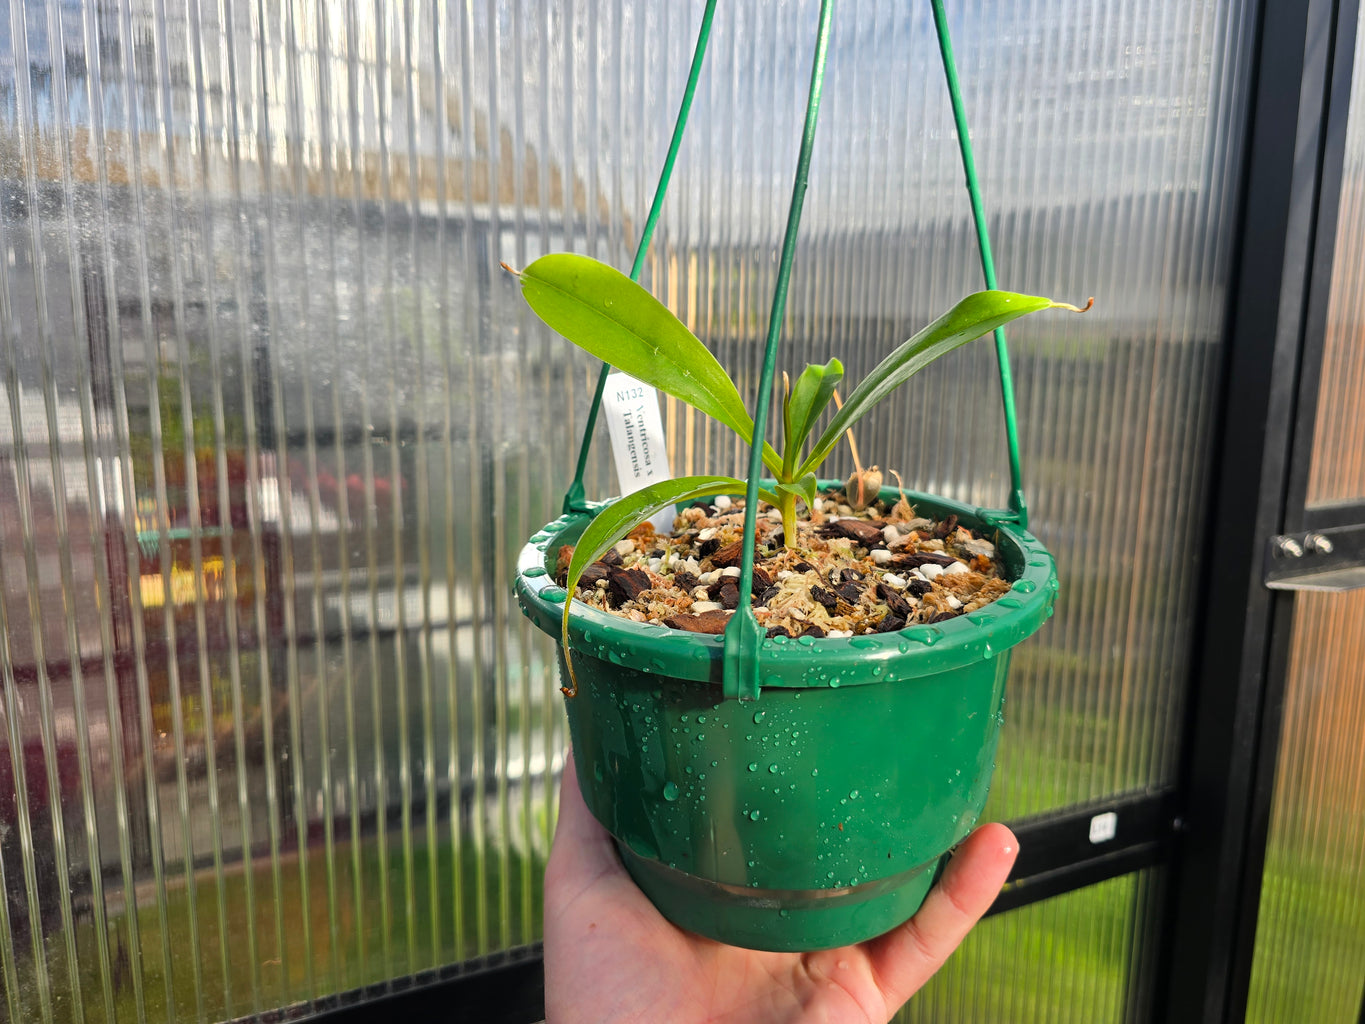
515, 486, 1057, 689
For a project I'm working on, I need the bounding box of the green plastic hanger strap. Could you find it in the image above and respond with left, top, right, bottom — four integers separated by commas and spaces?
722, 0, 836, 702
563, 0, 719, 515
931, 0, 1029, 526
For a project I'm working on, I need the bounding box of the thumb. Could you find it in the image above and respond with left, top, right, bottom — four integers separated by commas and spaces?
545, 749, 630, 904
861, 823, 1018, 1007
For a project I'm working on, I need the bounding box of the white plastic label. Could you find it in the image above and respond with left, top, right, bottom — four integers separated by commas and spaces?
601, 373, 675, 532
1088, 811, 1118, 844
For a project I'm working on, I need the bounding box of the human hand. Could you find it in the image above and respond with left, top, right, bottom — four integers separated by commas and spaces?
543, 750, 1018, 1024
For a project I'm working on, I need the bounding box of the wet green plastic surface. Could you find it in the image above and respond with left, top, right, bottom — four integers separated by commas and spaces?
515, 488, 1057, 950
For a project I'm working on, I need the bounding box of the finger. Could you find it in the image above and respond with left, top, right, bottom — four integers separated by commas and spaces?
863, 823, 1018, 1007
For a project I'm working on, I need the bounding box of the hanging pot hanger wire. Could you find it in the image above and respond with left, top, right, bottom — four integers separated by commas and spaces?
560, 0, 1029, 700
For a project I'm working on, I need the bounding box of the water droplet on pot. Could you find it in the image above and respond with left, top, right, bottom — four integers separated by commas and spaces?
849, 790, 859, 799
523, 566, 547, 578
545, 588, 567, 604
748, 762, 759, 772
812, 768, 819, 777
753, 710, 766, 724
749, 810, 761, 821
711, 761, 718, 767
768, 764, 779, 774
663, 782, 680, 801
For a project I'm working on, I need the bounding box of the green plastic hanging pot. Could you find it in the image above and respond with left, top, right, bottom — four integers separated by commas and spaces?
515, 485, 1057, 952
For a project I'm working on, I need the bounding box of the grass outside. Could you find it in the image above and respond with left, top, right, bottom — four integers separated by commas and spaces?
1245, 849, 1365, 1023
7, 827, 547, 1024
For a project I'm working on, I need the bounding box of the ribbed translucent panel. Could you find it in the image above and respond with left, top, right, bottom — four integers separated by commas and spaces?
897, 870, 1167, 1023
1307, 4, 1365, 507
0, 0, 1252, 1021
1245, 590, 1365, 1022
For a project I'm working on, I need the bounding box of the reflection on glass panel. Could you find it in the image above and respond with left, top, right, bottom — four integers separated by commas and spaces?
899, 870, 1165, 1023
0, 0, 1251, 1019
1306, 4, 1365, 507
1245, 590, 1365, 1023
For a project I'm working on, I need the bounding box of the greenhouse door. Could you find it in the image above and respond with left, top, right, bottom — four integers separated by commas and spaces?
1164, 1, 1365, 1020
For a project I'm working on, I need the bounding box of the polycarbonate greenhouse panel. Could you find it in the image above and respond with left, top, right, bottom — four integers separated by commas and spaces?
1306, 0, 1365, 509
0, 0, 1251, 1019
1244, 590, 1365, 1023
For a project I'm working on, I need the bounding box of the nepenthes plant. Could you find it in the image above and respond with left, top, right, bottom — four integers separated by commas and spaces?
505, 251, 1089, 675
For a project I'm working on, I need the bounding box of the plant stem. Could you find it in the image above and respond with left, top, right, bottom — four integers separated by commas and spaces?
780, 491, 800, 551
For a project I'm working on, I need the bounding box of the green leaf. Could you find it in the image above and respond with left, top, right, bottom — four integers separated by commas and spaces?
560, 474, 747, 692
774, 472, 818, 512
782, 359, 843, 477
799, 290, 1066, 477
517, 254, 781, 475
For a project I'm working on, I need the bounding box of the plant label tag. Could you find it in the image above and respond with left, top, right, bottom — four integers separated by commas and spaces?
602, 373, 675, 532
